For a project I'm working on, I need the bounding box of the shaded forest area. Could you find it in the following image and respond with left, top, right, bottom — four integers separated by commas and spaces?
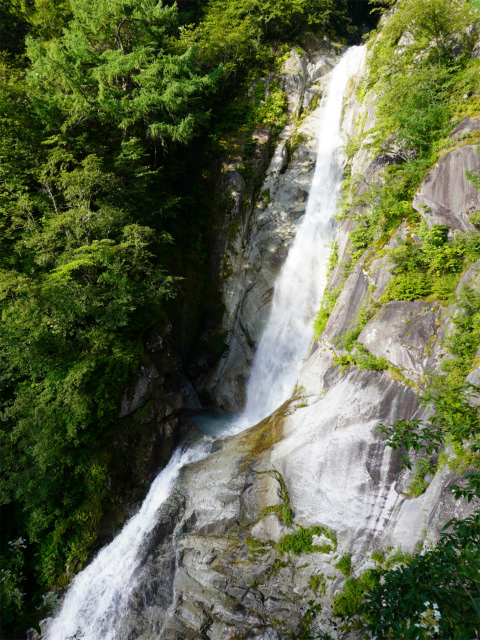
0, 0, 373, 635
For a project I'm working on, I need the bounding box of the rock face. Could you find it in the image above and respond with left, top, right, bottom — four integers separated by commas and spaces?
192, 44, 345, 412
77, 50, 480, 639
97, 322, 198, 542
451, 114, 480, 139
413, 145, 480, 231
357, 300, 444, 382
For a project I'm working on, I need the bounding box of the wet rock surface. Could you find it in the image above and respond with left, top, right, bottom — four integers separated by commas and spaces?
191, 46, 344, 412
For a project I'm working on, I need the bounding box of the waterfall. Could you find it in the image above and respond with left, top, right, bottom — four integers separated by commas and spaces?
240, 45, 366, 427
42, 444, 211, 640
42, 45, 365, 640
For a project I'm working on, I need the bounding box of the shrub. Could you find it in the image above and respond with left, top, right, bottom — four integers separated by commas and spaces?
333, 571, 376, 620
276, 526, 337, 556
334, 554, 352, 577
361, 513, 480, 639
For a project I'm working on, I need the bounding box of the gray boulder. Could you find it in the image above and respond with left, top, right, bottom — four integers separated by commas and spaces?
357, 300, 444, 382
413, 145, 480, 231
451, 115, 480, 139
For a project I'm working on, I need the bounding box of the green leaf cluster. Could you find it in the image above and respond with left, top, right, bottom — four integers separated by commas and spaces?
26, 0, 218, 144
334, 554, 352, 577
193, 0, 351, 77
0, 0, 219, 630
332, 570, 376, 621
276, 525, 337, 555
361, 513, 480, 639
381, 222, 480, 303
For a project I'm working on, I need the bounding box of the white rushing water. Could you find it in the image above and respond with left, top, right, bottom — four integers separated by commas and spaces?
44, 46, 364, 640
239, 45, 366, 427
43, 443, 212, 640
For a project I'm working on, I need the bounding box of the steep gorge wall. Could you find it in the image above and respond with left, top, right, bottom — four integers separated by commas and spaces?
110, 46, 480, 640
190, 41, 346, 411
95, 321, 198, 543
88, 40, 347, 547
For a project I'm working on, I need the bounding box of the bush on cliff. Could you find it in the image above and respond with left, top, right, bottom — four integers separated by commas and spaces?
193, 0, 351, 76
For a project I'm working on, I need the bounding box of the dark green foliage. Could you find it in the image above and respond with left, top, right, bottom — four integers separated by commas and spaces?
0, 1, 29, 57
26, 0, 219, 143
332, 571, 376, 620
381, 222, 480, 303
194, 0, 352, 77
370, 551, 385, 565
0, 48, 181, 588
0, 538, 31, 635
299, 599, 335, 639
0, 0, 220, 631
361, 513, 480, 639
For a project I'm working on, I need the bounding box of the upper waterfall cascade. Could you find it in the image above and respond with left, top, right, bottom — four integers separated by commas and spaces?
241, 45, 366, 427
43, 45, 365, 640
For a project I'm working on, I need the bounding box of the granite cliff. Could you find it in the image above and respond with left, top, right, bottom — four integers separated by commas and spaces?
40, 16, 480, 640
113, 50, 480, 640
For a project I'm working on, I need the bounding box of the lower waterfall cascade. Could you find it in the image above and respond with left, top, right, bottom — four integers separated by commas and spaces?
42, 45, 366, 640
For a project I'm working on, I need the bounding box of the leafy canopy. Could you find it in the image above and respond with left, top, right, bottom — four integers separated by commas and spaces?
186, 0, 351, 77
26, 0, 219, 143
